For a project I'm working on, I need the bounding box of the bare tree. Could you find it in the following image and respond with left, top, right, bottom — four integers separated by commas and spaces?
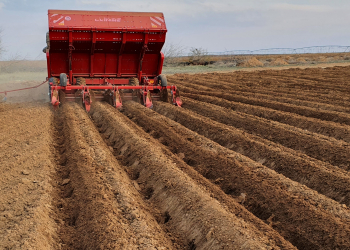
162, 42, 186, 65
188, 47, 211, 65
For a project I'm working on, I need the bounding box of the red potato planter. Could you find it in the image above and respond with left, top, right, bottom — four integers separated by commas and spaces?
45, 9, 182, 110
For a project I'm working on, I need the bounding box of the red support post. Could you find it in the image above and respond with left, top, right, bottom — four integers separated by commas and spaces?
138, 32, 149, 83
68, 30, 73, 84
90, 29, 96, 78
158, 52, 165, 76
117, 32, 126, 77
46, 49, 51, 78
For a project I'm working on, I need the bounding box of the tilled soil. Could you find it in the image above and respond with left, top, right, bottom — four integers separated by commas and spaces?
0, 103, 57, 249
2, 65, 350, 249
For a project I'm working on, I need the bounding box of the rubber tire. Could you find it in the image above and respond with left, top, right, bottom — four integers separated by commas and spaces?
60, 73, 67, 87
48, 78, 54, 100
158, 74, 167, 87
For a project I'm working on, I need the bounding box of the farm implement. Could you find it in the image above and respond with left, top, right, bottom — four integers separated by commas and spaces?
45, 10, 182, 111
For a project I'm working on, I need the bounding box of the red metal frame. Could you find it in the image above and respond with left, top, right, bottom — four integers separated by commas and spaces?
50, 84, 182, 108
51, 85, 175, 91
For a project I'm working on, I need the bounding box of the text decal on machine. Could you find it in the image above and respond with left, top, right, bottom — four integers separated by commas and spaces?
95, 17, 121, 22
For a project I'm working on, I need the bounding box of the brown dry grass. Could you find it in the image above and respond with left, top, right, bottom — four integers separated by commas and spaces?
237, 57, 264, 67
172, 52, 350, 68
0, 60, 46, 73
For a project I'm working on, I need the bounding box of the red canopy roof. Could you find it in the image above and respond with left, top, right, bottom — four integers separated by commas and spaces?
48, 10, 166, 30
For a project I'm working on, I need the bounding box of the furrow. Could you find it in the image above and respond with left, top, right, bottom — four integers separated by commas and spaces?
122, 101, 296, 249
182, 92, 350, 144
181, 97, 350, 170
175, 82, 350, 126
51, 103, 176, 249
152, 101, 350, 249
90, 102, 291, 250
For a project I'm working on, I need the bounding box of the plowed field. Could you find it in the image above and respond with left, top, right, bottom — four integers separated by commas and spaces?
2, 66, 350, 250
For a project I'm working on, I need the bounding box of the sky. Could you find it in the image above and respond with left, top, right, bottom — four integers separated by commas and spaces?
0, 0, 349, 60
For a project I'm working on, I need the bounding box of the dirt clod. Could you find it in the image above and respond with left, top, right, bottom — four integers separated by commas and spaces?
61, 179, 70, 186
